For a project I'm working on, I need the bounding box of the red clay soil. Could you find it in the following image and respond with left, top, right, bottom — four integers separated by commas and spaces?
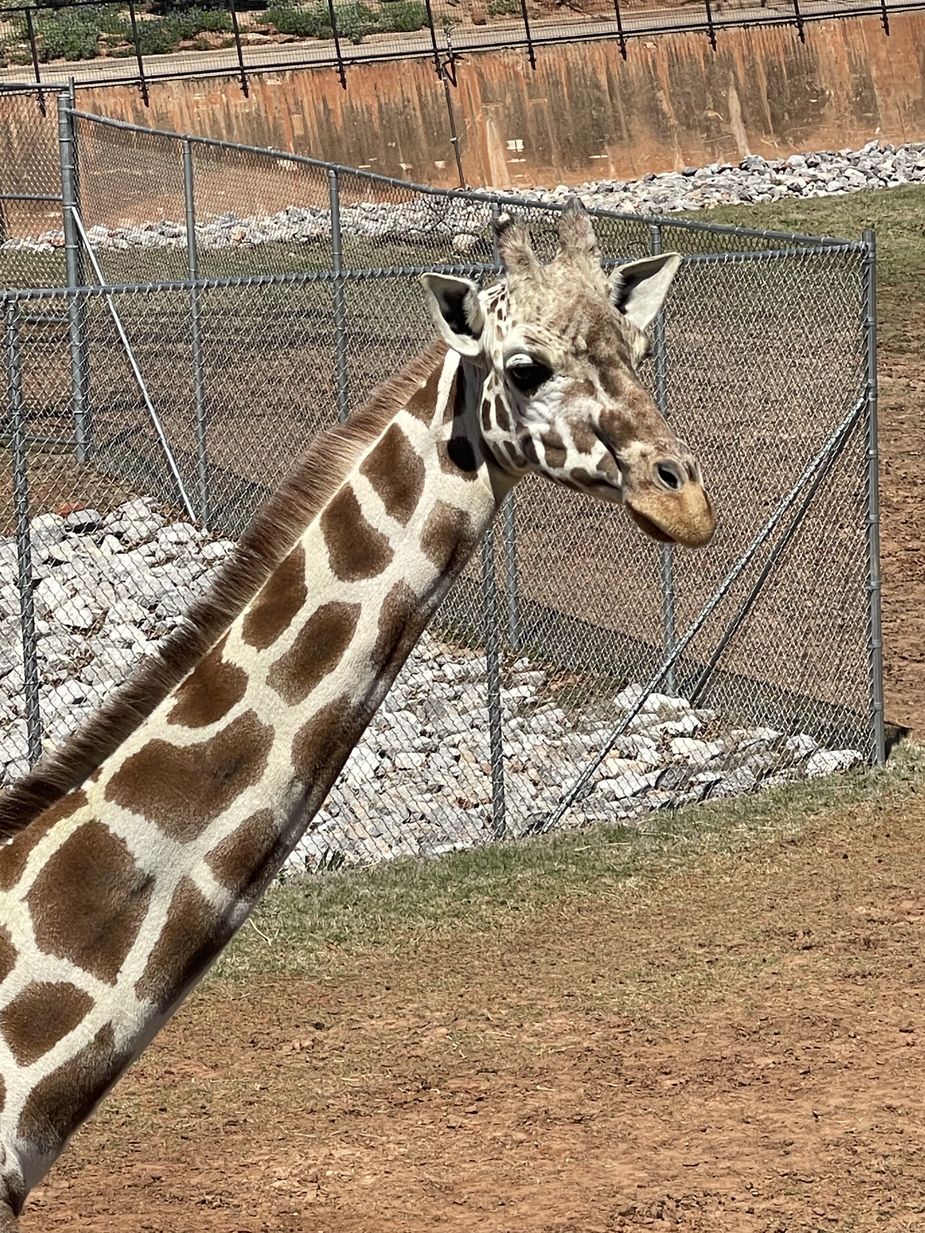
23, 790, 925, 1233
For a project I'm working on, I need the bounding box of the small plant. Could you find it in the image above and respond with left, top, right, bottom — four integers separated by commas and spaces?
487, 0, 519, 14
30, 8, 101, 61
334, 0, 375, 41
166, 7, 232, 38
129, 17, 175, 54
264, 0, 332, 37
377, 0, 425, 33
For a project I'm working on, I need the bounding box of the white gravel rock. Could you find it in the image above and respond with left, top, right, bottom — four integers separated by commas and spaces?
7, 141, 922, 262
806, 748, 862, 778
0, 501, 874, 859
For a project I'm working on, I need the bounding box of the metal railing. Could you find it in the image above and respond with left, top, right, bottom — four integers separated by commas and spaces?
0, 101, 883, 869
0, 0, 921, 103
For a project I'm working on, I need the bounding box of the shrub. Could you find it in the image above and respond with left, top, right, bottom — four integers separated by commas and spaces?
487, 0, 519, 13
166, 6, 232, 37
129, 16, 174, 52
32, 9, 100, 60
264, 0, 332, 37
146, 0, 261, 15
334, 1, 375, 41
377, 0, 425, 33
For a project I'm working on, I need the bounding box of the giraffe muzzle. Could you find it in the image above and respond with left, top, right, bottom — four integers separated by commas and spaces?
624, 457, 716, 549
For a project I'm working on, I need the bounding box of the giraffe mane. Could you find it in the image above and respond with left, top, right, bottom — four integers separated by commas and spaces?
0, 340, 449, 841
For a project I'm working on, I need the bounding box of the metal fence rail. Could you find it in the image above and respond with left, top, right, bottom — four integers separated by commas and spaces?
0, 103, 882, 869
0, 0, 921, 101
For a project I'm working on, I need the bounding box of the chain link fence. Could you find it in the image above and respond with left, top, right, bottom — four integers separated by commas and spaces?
1, 0, 922, 99
0, 100, 882, 870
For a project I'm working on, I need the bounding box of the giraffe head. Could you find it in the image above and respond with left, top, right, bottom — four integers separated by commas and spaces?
421, 201, 715, 549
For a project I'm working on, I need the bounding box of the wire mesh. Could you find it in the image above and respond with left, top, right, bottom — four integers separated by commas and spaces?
0, 88, 66, 289
0, 110, 878, 870
0, 0, 921, 92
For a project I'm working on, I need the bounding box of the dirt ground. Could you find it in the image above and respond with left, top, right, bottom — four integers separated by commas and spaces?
20, 780, 925, 1233
877, 357, 925, 737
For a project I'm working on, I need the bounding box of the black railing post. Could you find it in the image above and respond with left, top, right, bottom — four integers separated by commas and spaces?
519, 0, 536, 69
613, 0, 627, 60
704, 0, 717, 50
126, 0, 150, 106
423, 0, 442, 74
228, 0, 250, 97
792, 0, 805, 42
326, 0, 347, 88
24, 8, 45, 101
879, 0, 890, 34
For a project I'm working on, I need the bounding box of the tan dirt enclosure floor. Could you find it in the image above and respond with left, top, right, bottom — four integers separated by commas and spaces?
21, 756, 925, 1233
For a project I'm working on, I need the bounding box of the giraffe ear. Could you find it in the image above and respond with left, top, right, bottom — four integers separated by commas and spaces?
420, 274, 485, 358
611, 253, 682, 331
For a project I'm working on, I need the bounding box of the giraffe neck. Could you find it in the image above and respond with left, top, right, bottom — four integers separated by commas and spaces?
0, 345, 511, 1213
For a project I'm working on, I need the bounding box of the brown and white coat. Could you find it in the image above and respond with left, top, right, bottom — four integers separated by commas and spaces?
0, 204, 714, 1227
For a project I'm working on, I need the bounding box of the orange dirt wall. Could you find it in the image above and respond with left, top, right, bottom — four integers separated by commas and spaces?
75, 11, 925, 187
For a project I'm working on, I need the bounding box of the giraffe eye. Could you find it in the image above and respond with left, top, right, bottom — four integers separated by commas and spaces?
506, 357, 552, 395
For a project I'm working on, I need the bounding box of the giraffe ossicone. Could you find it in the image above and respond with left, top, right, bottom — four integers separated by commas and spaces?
0, 199, 714, 1226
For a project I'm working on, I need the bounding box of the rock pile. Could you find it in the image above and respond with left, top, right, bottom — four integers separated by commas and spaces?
3, 141, 923, 257
0, 501, 863, 870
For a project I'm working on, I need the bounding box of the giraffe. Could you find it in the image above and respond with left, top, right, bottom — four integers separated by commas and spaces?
0, 201, 714, 1226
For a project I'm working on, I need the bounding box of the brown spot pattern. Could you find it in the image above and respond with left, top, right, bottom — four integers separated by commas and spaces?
320, 488, 394, 582
0, 790, 88, 892
439, 433, 481, 480
542, 430, 568, 470
135, 876, 227, 1010
0, 981, 93, 1066
291, 694, 354, 788
206, 809, 279, 899
0, 927, 16, 984
18, 1023, 116, 1156
168, 637, 247, 729
105, 711, 273, 843
521, 435, 540, 468
570, 466, 599, 487
370, 580, 421, 675
405, 364, 446, 425
267, 601, 361, 706
27, 821, 155, 985
359, 424, 425, 526
421, 501, 476, 575
241, 545, 307, 650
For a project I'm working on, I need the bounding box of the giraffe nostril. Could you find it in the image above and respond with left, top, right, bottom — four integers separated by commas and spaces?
655, 461, 684, 492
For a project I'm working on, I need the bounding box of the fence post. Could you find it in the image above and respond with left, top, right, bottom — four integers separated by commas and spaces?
183, 139, 209, 526
481, 526, 507, 840
325, 0, 347, 89
791, 0, 806, 42
328, 169, 350, 424
650, 222, 677, 695
4, 297, 44, 765
518, 0, 537, 69
126, 0, 150, 107
57, 87, 90, 464
490, 203, 520, 649
703, 0, 717, 50
613, 0, 627, 60
228, 0, 250, 98
862, 228, 885, 765
24, 8, 45, 97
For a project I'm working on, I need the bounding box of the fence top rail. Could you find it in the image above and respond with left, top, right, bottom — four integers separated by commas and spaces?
0, 0, 919, 13
0, 239, 870, 301
64, 107, 862, 250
